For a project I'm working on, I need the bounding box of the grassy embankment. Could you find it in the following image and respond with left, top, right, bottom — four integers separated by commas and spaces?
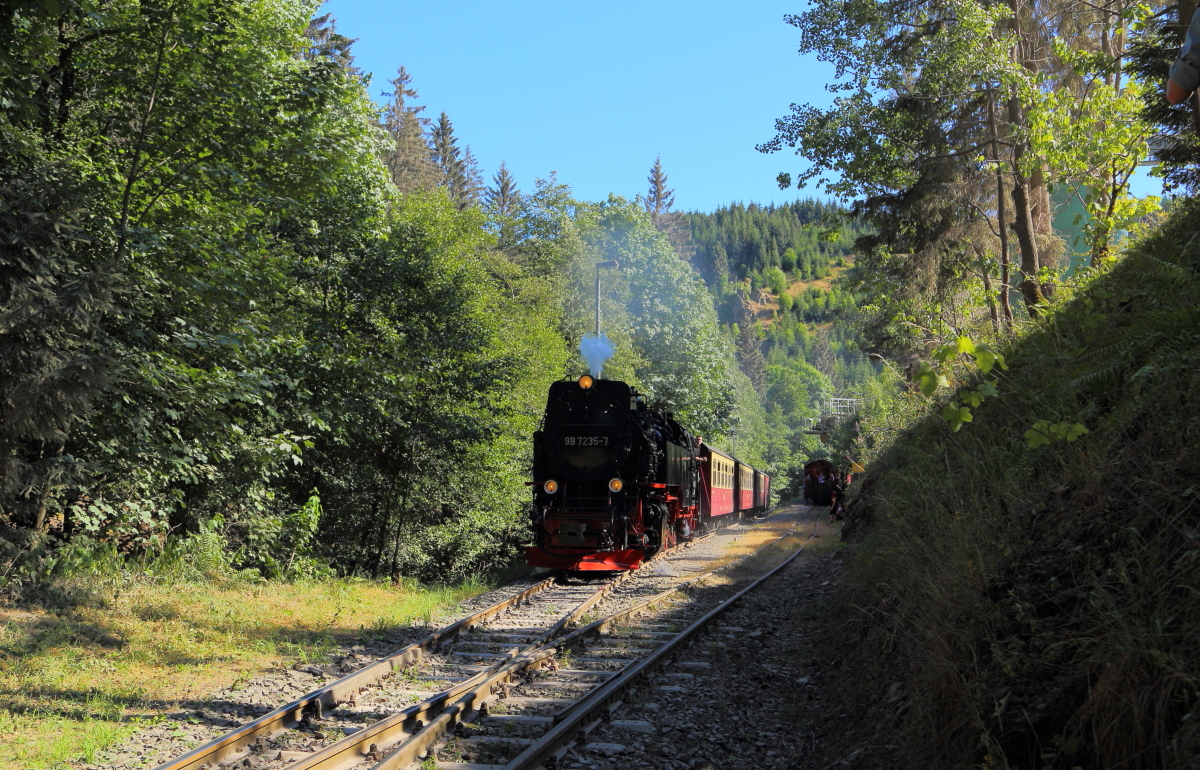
837, 201, 1200, 768
0, 545, 488, 770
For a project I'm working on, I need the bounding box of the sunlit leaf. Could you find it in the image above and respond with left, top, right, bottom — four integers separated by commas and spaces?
1025, 428, 1051, 448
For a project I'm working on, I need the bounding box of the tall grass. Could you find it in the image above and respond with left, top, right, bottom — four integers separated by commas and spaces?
838, 199, 1200, 769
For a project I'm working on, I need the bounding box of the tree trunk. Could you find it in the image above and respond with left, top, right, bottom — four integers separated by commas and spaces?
1029, 163, 1057, 293
389, 440, 418, 579
1007, 96, 1047, 317
988, 90, 1015, 330
978, 250, 1001, 333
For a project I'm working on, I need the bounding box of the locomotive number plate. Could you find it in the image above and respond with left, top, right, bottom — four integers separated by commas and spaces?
564, 435, 609, 446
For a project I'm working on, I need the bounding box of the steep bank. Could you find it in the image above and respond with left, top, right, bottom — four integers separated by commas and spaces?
838, 200, 1200, 769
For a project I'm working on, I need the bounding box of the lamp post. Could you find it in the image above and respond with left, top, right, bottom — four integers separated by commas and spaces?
594, 260, 619, 336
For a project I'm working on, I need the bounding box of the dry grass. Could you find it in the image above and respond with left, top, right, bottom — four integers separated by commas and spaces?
0, 577, 486, 769
752, 260, 854, 327
700, 504, 827, 584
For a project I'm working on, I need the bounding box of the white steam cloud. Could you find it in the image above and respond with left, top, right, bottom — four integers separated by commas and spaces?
579, 334, 615, 378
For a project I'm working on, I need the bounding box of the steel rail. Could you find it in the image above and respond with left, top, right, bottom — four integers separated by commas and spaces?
151, 576, 559, 770
163, 531, 718, 770
358, 508, 804, 770
274, 533, 719, 770
501, 528, 810, 770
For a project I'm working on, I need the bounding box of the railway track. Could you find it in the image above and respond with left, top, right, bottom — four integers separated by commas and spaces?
151, 510, 802, 770
416, 507, 810, 770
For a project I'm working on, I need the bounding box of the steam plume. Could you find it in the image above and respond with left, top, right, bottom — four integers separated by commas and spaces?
579, 334, 615, 378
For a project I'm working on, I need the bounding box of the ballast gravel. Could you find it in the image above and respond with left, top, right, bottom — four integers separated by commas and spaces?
544, 512, 850, 770
74, 516, 802, 770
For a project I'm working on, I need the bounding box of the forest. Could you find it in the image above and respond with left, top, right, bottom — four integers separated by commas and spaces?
0, 0, 851, 589
748, 0, 1200, 765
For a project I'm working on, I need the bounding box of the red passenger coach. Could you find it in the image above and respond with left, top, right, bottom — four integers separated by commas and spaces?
700, 444, 736, 519
698, 444, 770, 521
754, 469, 770, 514
735, 462, 754, 514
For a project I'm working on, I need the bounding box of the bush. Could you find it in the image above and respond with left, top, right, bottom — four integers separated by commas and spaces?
763, 266, 789, 295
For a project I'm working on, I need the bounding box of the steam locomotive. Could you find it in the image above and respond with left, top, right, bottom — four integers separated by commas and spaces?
527, 375, 770, 572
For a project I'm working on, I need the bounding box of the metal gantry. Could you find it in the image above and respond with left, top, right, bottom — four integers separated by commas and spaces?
804, 397, 864, 441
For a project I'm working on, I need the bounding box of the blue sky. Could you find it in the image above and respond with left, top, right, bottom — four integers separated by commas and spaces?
321, 0, 1163, 212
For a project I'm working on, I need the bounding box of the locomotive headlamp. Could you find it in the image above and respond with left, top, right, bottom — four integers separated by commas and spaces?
578, 375, 594, 389
543, 479, 559, 494
608, 478, 624, 493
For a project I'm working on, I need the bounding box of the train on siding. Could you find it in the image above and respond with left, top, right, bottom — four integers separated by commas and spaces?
527, 375, 770, 572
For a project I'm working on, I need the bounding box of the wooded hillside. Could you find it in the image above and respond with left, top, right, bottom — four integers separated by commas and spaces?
0, 1, 810, 587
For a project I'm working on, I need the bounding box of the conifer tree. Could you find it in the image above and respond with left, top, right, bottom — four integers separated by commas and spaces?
458, 146, 485, 210
304, 14, 357, 71
382, 67, 440, 194
735, 294, 768, 394
486, 161, 521, 248
431, 112, 482, 210
1129, 3, 1200, 191
645, 155, 676, 229
431, 112, 463, 181
486, 162, 521, 218
643, 156, 693, 260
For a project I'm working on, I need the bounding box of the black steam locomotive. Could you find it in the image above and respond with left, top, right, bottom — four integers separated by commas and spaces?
526, 374, 769, 571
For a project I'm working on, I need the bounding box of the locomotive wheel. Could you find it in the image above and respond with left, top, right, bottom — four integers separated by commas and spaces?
644, 505, 670, 557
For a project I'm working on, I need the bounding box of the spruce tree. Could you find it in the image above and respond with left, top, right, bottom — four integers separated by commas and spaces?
304, 14, 357, 71
486, 161, 521, 248
430, 113, 483, 210
486, 161, 521, 218
458, 146, 485, 210
645, 155, 676, 229
381, 67, 441, 194
1128, 4, 1200, 191
431, 113, 463, 182
643, 156, 693, 260
735, 293, 767, 394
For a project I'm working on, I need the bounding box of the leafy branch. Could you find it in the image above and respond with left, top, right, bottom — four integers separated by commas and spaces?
916, 335, 1006, 431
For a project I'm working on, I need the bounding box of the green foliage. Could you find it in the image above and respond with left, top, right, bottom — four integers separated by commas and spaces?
761, 0, 1156, 352
568, 195, 738, 440
1127, 6, 1200, 192
1024, 419, 1088, 449
0, 1, 565, 584
839, 197, 1200, 768
685, 199, 862, 290
763, 266, 789, 295
914, 335, 1008, 432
